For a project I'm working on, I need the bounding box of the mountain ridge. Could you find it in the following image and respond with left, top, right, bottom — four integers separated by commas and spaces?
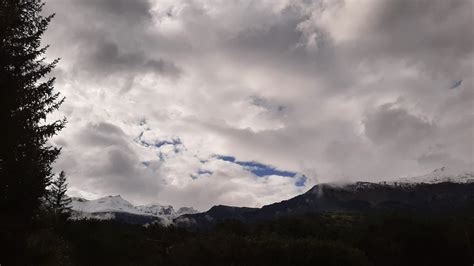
68, 168, 474, 226
69, 195, 197, 225
176, 168, 474, 228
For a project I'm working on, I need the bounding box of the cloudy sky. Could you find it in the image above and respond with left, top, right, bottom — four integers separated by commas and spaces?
43, 0, 473, 210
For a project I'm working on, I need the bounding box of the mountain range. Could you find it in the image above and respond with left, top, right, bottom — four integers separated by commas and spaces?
70, 195, 197, 225
69, 167, 474, 227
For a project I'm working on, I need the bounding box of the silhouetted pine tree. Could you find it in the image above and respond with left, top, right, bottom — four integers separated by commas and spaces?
47, 171, 72, 217
0, 0, 64, 243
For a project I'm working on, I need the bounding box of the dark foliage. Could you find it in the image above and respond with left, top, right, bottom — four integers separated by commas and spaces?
0, 0, 64, 262
46, 171, 72, 218
23, 210, 473, 266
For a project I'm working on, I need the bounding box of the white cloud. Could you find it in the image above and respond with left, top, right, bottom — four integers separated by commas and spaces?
44, 0, 473, 210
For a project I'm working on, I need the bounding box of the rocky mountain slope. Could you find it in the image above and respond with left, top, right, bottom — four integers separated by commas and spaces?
176, 168, 474, 228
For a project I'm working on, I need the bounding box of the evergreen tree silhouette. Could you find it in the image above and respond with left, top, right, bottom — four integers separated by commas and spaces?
47, 171, 72, 218
0, 0, 65, 254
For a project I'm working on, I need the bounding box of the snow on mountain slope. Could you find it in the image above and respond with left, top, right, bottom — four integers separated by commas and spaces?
136, 204, 198, 225
393, 167, 474, 184
70, 210, 116, 221
136, 204, 175, 216
69, 167, 471, 225
71, 195, 143, 215
314, 167, 474, 193
69, 195, 197, 225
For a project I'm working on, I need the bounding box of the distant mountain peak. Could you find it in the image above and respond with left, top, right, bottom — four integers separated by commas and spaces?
68, 168, 474, 227
69, 195, 196, 225
389, 167, 474, 185
178, 172, 474, 229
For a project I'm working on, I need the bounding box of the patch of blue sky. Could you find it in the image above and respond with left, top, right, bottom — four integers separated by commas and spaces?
450, 79, 462, 89
134, 132, 182, 148
294, 175, 308, 187
190, 169, 213, 180
216, 155, 297, 178
217, 155, 236, 162
153, 138, 182, 149
198, 169, 212, 175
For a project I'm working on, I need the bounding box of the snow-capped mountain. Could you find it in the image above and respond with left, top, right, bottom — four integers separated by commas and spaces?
389, 167, 474, 184
177, 168, 474, 228
71, 195, 143, 215
69, 168, 473, 227
69, 195, 197, 225
136, 204, 199, 225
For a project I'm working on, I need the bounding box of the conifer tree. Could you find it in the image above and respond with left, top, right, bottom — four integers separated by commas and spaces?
47, 171, 72, 217
0, 0, 65, 230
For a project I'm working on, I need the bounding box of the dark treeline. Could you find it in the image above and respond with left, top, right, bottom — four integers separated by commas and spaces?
26, 210, 473, 266
1, 0, 67, 264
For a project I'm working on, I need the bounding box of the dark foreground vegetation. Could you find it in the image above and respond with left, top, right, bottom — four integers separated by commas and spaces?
19, 210, 474, 266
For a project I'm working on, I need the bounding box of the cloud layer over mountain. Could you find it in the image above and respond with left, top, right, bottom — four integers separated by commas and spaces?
43, 0, 473, 210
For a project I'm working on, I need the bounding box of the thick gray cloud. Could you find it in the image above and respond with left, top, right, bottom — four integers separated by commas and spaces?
79, 0, 152, 21
44, 0, 473, 210
77, 122, 127, 147
363, 103, 434, 151
86, 39, 180, 76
